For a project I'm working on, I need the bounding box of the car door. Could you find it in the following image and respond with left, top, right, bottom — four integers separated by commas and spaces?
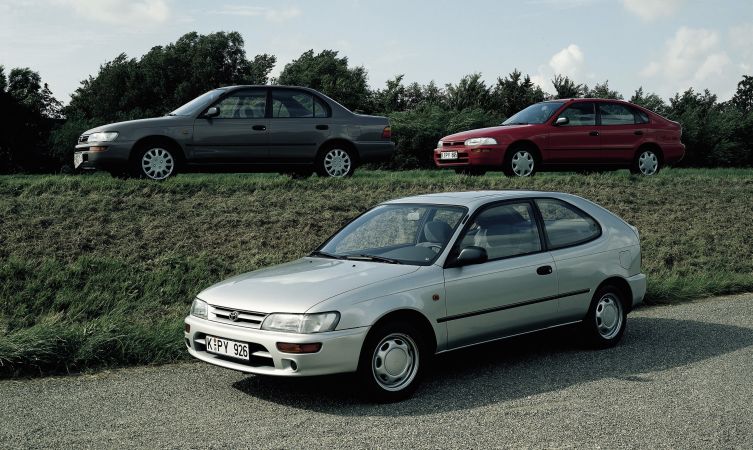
545, 102, 600, 164
534, 198, 604, 322
191, 88, 269, 163
597, 102, 645, 163
442, 200, 559, 349
267, 88, 331, 164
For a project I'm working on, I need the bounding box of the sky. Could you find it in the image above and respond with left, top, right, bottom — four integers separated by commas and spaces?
1, 0, 751, 104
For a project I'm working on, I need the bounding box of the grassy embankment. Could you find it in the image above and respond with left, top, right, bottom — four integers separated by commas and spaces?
1, 168, 752, 376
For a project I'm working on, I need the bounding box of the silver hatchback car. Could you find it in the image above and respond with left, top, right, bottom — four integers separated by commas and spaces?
185, 191, 646, 401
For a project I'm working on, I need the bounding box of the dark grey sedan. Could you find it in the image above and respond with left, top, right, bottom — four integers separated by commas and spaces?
73, 86, 395, 179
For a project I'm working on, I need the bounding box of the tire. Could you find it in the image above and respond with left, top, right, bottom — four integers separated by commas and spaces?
631, 148, 661, 176
357, 320, 428, 402
582, 284, 627, 349
133, 144, 179, 180
503, 145, 537, 177
316, 145, 356, 178
454, 167, 486, 176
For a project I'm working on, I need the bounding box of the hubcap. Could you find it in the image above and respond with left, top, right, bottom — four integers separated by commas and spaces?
323, 149, 352, 177
595, 293, 623, 339
511, 150, 534, 177
141, 148, 175, 180
638, 151, 658, 175
372, 333, 419, 392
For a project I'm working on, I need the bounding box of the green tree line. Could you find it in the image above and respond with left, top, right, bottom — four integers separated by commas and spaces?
2, 31, 752, 172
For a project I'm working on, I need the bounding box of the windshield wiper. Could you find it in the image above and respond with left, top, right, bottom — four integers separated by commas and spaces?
309, 250, 342, 259
345, 254, 402, 264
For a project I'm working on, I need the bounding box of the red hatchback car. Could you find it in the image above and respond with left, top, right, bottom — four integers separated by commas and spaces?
434, 98, 684, 176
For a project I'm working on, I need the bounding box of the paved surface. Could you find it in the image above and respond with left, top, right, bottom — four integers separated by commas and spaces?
3, 294, 753, 449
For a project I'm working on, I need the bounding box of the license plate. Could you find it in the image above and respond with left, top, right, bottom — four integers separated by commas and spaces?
440, 151, 458, 160
74, 153, 83, 168
205, 335, 249, 360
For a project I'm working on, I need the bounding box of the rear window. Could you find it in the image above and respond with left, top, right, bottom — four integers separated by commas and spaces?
535, 198, 601, 249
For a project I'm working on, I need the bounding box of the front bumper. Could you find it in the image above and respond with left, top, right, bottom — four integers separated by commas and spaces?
626, 273, 647, 308
184, 315, 369, 376
74, 141, 133, 171
433, 145, 505, 167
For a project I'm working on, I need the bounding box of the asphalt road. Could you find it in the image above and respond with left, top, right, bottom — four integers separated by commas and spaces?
3, 293, 753, 449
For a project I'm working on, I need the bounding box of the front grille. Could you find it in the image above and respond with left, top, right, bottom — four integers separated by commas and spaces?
208, 304, 267, 329
78, 134, 89, 143
442, 141, 465, 147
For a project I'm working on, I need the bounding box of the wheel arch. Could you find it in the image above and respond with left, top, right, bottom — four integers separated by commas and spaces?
635, 142, 664, 164
365, 308, 438, 355
505, 139, 543, 164
317, 138, 359, 162
130, 135, 186, 163
597, 276, 633, 313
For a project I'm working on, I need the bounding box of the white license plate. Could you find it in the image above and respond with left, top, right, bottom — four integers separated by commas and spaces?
74, 153, 83, 168
440, 151, 458, 160
205, 335, 250, 360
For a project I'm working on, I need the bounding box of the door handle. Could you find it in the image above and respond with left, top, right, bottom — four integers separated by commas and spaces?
536, 265, 553, 275
316, 124, 329, 130
252, 125, 266, 131
634, 130, 643, 135
589, 131, 599, 136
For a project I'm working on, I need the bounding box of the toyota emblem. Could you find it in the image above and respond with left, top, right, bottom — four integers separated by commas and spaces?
229, 311, 240, 321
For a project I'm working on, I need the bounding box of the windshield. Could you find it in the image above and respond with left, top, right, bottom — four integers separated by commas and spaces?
315, 204, 467, 266
502, 101, 565, 125
169, 89, 225, 116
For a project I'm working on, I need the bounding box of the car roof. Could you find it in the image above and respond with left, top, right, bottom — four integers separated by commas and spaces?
383, 190, 575, 208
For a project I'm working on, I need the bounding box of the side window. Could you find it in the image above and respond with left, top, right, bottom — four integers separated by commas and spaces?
459, 202, 542, 260
558, 102, 595, 126
599, 103, 638, 125
535, 199, 600, 249
272, 90, 317, 118
314, 96, 330, 118
215, 90, 266, 119
635, 109, 650, 124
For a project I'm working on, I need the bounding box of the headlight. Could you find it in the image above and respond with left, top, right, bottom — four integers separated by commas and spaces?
87, 132, 119, 142
464, 137, 497, 146
261, 312, 340, 334
437, 140, 443, 148
190, 298, 208, 319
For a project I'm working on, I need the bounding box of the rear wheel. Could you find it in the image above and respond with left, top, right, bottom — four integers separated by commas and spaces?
316, 145, 356, 178
357, 321, 427, 402
133, 144, 179, 180
503, 145, 537, 177
630, 149, 661, 176
582, 284, 627, 349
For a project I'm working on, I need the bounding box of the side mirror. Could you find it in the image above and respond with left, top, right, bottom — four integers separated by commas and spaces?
203, 106, 220, 118
554, 116, 569, 126
447, 246, 488, 268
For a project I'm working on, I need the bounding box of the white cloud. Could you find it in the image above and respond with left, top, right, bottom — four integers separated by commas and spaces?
642, 27, 727, 82
549, 44, 584, 77
213, 5, 302, 22
623, 0, 684, 21
54, 0, 169, 25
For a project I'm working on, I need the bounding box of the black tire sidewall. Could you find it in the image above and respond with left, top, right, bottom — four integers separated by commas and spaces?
504, 146, 537, 177
357, 321, 428, 402
583, 284, 627, 349
316, 146, 356, 178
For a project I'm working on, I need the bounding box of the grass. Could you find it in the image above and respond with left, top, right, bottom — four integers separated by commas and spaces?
1, 168, 752, 376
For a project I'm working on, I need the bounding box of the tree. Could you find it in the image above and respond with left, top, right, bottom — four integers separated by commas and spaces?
0, 66, 6, 92
552, 74, 586, 99
630, 87, 667, 114
277, 49, 369, 112
372, 75, 407, 113
586, 80, 623, 99
732, 75, 753, 113
445, 73, 491, 110
491, 69, 545, 117
7, 68, 62, 118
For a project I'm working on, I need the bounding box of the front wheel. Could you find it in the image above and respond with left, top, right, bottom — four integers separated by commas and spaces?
582, 285, 627, 349
503, 147, 537, 177
134, 146, 178, 180
316, 146, 356, 178
357, 321, 427, 402
630, 149, 661, 176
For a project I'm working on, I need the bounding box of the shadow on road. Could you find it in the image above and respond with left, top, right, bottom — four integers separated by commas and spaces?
232, 317, 753, 415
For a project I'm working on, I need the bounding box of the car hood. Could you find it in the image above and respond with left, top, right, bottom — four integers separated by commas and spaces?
85, 115, 190, 134
442, 124, 532, 142
197, 257, 421, 313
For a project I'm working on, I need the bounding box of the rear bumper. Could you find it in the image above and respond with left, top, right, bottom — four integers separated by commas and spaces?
354, 141, 395, 163
663, 143, 686, 165
626, 273, 647, 308
184, 315, 369, 376
74, 141, 133, 170
433, 146, 506, 167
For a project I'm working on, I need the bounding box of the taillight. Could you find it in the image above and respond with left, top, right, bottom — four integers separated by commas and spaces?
382, 126, 392, 139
